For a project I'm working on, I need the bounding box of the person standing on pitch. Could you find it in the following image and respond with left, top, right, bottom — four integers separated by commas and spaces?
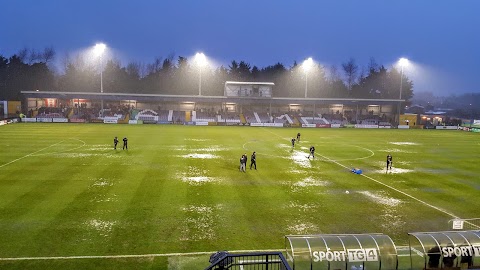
114, 136, 119, 150
291, 138, 296, 148
386, 154, 392, 170
241, 153, 247, 172
296, 132, 301, 142
239, 154, 244, 171
308, 146, 315, 159
123, 137, 128, 150
250, 151, 257, 170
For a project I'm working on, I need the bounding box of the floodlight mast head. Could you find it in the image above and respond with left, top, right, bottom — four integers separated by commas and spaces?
303, 57, 314, 72
398, 57, 409, 68
195, 52, 207, 67
94, 43, 106, 56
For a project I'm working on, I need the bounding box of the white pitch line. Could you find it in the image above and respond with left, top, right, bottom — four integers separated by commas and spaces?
0, 249, 281, 261
262, 128, 459, 219
30, 138, 87, 157
317, 153, 459, 219
260, 128, 374, 162
0, 139, 68, 169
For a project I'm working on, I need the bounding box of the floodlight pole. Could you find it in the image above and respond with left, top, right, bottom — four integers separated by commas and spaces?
100, 53, 104, 115
305, 71, 308, 98
397, 64, 403, 127
302, 57, 313, 98
195, 52, 206, 96
199, 67, 202, 96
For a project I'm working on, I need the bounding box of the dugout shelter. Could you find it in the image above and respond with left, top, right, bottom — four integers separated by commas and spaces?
285, 234, 398, 270
408, 231, 480, 270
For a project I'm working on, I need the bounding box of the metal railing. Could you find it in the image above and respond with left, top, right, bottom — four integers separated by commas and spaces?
205, 251, 292, 270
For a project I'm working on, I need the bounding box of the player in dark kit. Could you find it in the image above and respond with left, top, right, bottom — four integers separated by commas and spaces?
296, 132, 301, 142
123, 137, 128, 150
308, 146, 315, 159
386, 154, 392, 170
250, 151, 257, 170
291, 138, 296, 148
240, 153, 247, 172
113, 137, 119, 150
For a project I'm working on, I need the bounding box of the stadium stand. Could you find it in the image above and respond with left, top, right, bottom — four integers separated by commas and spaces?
256, 112, 272, 123
218, 112, 241, 123
193, 110, 216, 122
172, 110, 186, 123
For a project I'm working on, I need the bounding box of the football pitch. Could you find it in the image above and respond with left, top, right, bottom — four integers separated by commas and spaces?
0, 123, 479, 269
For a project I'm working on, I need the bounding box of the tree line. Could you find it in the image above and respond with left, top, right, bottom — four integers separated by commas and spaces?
0, 47, 413, 103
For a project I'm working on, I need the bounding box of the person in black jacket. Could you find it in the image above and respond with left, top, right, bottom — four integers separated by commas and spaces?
123, 137, 128, 150
240, 153, 247, 172
250, 152, 257, 170
386, 154, 393, 170
427, 245, 441, 268
308, 146, 315, 159
114, 137, 119, 150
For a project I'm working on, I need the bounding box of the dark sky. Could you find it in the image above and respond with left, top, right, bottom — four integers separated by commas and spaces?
2, 0, 479, 95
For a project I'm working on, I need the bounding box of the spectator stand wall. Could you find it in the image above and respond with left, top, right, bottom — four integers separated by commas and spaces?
285, 234, 398, 270
408, 231, 480, 270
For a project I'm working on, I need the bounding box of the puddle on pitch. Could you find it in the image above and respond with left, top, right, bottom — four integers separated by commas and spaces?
380, 148, 417, 154
389, 142, 420, 146
178, 166, 218, 185
184, 138, 211, 142
294, 177, 329, 188
290, 150, 312, 168
379, 211, 406, 232
358, 191, 402, 207
179, 204, 222, 241
277, 143, 291, 149
287, 222, 319, 234
181, 176, 217, 186
90, 194, 118, 203
173, 145, 230, 152
285, 177, 329, 192
373, 161, 414, 174
286, 200, 318, 212
374, 167, 415, 174
86, 144, 112, 151
85, 219, 116, 237
179, 153, 218, 159
90, 178, 114, 187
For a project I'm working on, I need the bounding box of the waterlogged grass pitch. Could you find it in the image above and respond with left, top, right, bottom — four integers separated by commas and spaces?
0, 124, 479, 269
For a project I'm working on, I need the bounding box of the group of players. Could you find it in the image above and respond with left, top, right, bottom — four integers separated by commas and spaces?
113, 131, 393, 172
239, 132, 317, 172
238, 131, 393, 173
113, 136, 128, 150
291, 133, 316, 159
239, 152, 256, 172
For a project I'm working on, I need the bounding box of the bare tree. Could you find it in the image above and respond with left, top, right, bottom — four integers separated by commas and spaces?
368, 57, 378, 73
328, 65, 340, 82
30, 49, 43, 64
17, 48, 28, 62
41, 47, 56, 63
342, 57, 358, 93
147, 57, 163, 74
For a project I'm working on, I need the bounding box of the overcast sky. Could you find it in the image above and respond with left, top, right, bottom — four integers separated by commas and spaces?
1, 0, 479, 96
